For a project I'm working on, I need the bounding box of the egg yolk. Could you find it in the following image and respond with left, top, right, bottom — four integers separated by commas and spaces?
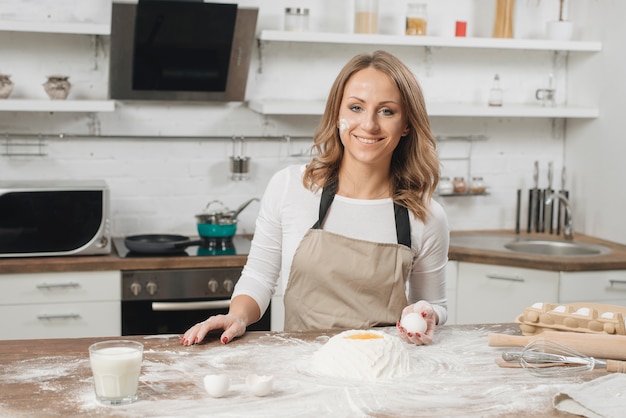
344, 333, 383, 340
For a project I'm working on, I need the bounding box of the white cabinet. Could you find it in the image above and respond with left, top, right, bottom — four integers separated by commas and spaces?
445, 261, 458, 324
455, 262, 559, 324
0, 271, 121, 340
0, 0, 114, 112
251, 30, 601, 118
560, 270, 626, 306
453, 262, 626, 325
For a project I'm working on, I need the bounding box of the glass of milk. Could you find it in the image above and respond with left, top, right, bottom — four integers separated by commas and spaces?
89, 340, 144, 405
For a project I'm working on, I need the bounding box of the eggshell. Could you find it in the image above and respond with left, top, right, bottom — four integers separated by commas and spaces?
246, 374, 274, 397
400, 312, 427, 334
203, 374, 230, 398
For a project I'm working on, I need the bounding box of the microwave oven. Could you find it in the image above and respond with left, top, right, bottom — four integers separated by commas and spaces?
0, 180, 111, 257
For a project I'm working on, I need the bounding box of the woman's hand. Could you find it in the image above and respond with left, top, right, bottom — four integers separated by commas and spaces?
396, 300, 438, 345
180, 313, 247, 346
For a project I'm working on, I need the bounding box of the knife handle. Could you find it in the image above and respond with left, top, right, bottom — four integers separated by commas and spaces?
607, 359, 626, 373
515, 189, 521, 234
527, 189, 533, 233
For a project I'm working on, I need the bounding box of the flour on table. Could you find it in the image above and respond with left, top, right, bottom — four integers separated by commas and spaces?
310, 329, 413, 381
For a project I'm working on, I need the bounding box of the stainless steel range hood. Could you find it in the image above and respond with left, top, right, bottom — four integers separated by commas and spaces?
109, 1, 258, 102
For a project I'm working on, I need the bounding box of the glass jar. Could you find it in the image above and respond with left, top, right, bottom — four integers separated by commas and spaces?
452, 177, 467, 194
284, 7, 309, 32
354, 0, 379, 34
438, 177, 454, 195
406, 3, 427, 36
470, 177, 487, 194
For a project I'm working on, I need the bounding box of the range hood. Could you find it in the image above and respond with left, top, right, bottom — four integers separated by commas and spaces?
109, 1, 258, 102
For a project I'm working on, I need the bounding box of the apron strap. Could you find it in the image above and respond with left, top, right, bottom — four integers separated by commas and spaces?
313, 181, 412, 248
394, 202, 411, 248
312, 181, 337, 229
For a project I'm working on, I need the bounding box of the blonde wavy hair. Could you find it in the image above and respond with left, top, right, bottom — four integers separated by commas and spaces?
303, 50, 439, 222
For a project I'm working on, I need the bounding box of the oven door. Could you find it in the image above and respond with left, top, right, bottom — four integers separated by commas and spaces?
122, 298, 271, 335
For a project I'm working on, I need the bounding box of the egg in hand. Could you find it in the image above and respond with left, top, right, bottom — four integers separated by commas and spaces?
400, 312, 427, 334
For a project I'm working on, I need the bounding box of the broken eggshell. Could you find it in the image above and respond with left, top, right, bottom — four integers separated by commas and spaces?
246, 374, 274, 397
203, 374, 230, 398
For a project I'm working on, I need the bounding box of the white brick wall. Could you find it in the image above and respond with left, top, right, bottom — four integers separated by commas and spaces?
0, 0, 605, 239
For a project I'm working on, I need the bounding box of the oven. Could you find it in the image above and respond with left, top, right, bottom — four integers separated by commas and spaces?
114, 237, 271, 335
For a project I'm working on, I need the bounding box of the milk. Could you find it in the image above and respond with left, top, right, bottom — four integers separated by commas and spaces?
89, 341, 143, 404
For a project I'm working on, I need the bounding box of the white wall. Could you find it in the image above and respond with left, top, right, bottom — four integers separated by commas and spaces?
565, 0, 626, 245
1, 0, 608, 241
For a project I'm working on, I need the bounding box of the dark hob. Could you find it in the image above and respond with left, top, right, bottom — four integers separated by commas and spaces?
113, 235, 251, 258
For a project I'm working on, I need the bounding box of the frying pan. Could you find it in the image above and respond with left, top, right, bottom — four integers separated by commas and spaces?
125, 234, 201, 254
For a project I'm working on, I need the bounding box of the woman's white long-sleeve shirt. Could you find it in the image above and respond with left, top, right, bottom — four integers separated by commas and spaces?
232, 164, 450, 324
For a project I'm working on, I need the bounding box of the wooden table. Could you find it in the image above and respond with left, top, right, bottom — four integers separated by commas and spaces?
0, 324, 603, 417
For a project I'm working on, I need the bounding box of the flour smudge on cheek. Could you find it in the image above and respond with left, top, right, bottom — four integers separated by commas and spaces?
339, 117, 350, 134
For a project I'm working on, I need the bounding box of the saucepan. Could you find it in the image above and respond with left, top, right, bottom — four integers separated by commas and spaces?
195, 198, 259, 238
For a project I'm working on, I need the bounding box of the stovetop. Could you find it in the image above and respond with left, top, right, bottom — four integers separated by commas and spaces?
113, 236, 251, 258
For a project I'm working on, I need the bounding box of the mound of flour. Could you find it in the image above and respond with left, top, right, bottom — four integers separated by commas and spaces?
310, 330, 413, 381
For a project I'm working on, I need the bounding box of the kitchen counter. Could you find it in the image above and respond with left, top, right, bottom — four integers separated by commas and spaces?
2, 230, 626, 274
449, 230, 626, 272
0, 323, 602, 417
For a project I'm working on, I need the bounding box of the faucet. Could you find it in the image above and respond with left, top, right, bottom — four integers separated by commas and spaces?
545, 192, 573, 240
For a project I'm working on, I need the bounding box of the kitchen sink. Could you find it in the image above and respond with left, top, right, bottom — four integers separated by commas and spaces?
449, 233, 612, 257
504, 240, 611, 256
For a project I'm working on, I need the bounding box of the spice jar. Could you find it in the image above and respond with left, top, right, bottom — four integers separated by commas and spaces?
406, 3, 427, 36
452, 177, 467, 194
284, 7, 309, 32
470, 177, 487, 194
438, 177, 454, 195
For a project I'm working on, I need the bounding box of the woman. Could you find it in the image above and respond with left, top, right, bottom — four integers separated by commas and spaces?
181, 50, 449, 346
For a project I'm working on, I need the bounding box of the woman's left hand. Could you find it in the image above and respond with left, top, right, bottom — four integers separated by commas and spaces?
396, 300, 438, 345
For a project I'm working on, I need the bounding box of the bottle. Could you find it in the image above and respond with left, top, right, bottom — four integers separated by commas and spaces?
488, 74, 503, 107
284, 8, 309, 32
406, 3, 427, 36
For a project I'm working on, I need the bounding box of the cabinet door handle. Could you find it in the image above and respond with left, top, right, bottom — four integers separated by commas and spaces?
37, 313, 81, 320
609, 279, 626, 288
152, 300, 231, 312
36, 282, 81, 290
486, 273, 525, 282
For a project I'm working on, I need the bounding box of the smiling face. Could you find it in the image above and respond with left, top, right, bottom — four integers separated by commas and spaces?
337, 67, 408, 171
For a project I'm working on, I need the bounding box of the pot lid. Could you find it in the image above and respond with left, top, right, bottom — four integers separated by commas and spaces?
196, 200, 234, 217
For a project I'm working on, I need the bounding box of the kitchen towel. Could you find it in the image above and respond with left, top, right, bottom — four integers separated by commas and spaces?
553, 374, 626, 418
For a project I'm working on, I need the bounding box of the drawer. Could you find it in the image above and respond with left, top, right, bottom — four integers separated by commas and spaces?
0, 301, 121, 340
560, 270, 626, 303
0, 271, 120, 305
457, 262, 559, 324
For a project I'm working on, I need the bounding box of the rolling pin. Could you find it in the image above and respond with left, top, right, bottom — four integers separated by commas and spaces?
488, 331, 626, 361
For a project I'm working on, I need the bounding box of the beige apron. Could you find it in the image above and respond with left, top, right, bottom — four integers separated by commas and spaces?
283, 182, 413, 331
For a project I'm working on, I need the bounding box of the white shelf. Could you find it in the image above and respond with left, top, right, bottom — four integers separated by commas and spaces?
0, 20, 110, 35
248, 99, 599, 119
248, 100, 326, 116
0, 99, 115, 112
258, 30, 602, 52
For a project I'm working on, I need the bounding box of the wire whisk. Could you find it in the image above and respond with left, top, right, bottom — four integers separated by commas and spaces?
502, 339, 626, 377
